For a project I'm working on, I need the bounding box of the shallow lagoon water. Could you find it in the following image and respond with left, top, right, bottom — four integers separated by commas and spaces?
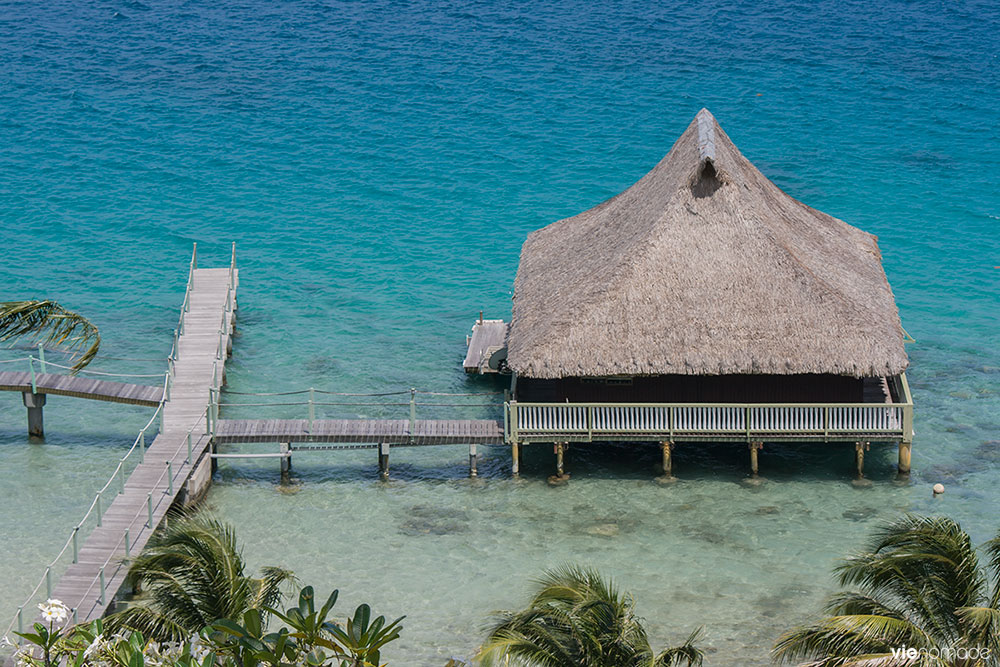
1, 0, 999, 663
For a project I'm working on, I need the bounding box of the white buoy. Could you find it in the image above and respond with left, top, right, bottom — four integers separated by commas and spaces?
933, 483, 945, 495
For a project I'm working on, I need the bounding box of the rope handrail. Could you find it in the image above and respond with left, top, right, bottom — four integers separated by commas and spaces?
0, 356, 32, 364
30, 358, 168, 379
217, 401, 501, 408
221, 389, 504, 397
71, 415, 207, 625
2, 393, 167, 640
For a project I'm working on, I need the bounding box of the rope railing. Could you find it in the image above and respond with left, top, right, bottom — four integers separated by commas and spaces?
221, 388, 503, 397
3, 390, 167, 640
69, 415, 207, 626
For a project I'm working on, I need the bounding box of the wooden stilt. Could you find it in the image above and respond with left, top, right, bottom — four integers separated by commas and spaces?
548, 442, 569, 486
897, 440, 912, 475
469, 443, 478, 477
749, 441, 762, 476
854, 441, 868, 479
654, 441, 678, 485
378, 442, 390, 479
511, 442, 520, 476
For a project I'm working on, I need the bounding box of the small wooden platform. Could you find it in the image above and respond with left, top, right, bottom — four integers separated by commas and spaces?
0, 372, 163, 406
464, 319, 508, 374
214, 418, 504, 445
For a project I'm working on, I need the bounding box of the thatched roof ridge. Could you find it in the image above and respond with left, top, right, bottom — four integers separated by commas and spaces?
507, 109, 908, 379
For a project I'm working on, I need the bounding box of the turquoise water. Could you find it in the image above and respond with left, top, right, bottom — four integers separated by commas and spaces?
1, 0, 998, 662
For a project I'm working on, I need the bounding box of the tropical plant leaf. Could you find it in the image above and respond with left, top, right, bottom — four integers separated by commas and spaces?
0, 300, 100, 371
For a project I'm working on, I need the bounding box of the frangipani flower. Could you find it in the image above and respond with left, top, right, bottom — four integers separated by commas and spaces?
37, 598, 69, 623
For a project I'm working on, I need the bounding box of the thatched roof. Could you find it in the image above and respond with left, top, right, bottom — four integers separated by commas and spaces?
507, 109, 908, 379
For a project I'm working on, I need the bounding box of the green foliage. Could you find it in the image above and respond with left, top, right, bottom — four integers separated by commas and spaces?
772, 514, 1000, 666
0, 300, 100, 371
475, 565, 703, 667
107, 515, 294, 642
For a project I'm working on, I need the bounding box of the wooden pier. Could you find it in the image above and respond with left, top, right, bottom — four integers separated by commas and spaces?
0, 372, 163, 406
38, 246, 238, 626
213, 418, 503, 445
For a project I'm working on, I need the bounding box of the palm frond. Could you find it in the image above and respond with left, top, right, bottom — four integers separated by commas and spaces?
0, 300, 100, 371
655, 627, 704, 666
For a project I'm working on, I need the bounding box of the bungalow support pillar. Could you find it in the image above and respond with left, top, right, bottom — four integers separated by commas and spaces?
655, 441, 678, 485
548, 442, 569, 486
469, 443, 478, 478
897, 440, 911, 475
749, 441, 763, 476
23, 392, 45, 439
511, 442, 520, 476
661, 441, 673, 477
378, 442, 390, 479
855, 441, 869, 479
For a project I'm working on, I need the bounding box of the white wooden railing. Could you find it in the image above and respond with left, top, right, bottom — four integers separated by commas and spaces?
509, 401, 911, 441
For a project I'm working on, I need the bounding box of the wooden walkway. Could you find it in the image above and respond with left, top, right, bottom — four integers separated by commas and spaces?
0, 371, 163, 406
47, 259, 237, 624
213, 418, 504, 446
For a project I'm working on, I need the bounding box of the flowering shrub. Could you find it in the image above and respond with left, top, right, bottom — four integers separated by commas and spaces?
5, 588, 404, 667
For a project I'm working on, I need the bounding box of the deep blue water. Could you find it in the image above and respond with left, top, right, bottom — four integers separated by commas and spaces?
1, 1, 998, 663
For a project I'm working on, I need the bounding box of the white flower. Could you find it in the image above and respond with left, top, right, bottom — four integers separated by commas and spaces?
83, 633, 105, 658
0, 636, 12, 647
190, 635, 211, 661
37, 598, 69, 623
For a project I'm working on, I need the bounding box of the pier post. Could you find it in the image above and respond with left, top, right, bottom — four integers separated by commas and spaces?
511, 442, 520, 476
280, 442, 291, 480
897, 440, 912, 475
548, 442, 569, 485
469, 443, 478, 477
378, 442, 390, 479
23, 392, 46, 438
749, 441, 762, 476
655, 441, 677, 485
854, 441, 869, 479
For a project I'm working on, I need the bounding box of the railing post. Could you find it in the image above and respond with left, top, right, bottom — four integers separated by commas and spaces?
37, 343, 46, 374
72, 526, 79, 563
125, 529, 131, 557
139, 429, 146, 462
95, 493, 102, 526
118, 462, 125, 494
29, 356, 37, 394
409, 388, 416, 435
206, 404, 213, 437
503, 402, 510, 444
17, 605, 23, 634
308, 387, 315, 434
166, 461, 174, 495
99, 567, 106, 605
146, 493, 153, 528
186, 431, 192, 463
45, 567, 52, 599
510, 400, 518, 443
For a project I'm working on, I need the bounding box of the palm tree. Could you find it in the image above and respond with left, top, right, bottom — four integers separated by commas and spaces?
773, 514, 1000, 666
476, 565, 703, 667
0, 300, 100, 371
107, 515, 294, 641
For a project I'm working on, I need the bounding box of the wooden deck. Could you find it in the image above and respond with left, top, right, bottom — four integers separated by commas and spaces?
464, 319, 508, 374
0, 371, 163, 406
213, 418, 504, 446
47, 260, 237, 624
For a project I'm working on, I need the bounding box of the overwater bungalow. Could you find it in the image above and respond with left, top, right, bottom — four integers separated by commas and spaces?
473, 109, 914, 479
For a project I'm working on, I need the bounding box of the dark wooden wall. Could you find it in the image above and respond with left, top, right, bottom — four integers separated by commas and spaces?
516, 374, 866, 404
